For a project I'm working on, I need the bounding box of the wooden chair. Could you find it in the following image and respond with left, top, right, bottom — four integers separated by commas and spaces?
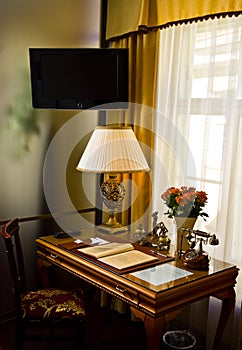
0, 218, 86, 350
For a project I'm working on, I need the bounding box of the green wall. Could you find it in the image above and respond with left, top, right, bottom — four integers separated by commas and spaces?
0, 0, 100, 318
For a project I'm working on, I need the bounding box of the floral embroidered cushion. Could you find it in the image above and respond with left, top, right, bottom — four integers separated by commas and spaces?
21, 288, 86, 320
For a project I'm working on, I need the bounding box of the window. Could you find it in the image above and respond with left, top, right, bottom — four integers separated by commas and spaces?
154, 16, 242, 277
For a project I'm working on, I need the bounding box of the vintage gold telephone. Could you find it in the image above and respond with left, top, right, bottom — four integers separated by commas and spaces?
181, 229, 219, 270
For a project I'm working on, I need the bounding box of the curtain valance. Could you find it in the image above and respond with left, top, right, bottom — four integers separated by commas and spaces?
106, 0, 242, 41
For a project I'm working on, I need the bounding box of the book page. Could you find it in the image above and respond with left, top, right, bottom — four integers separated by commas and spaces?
78, 242, 134, 259
98, 250, 159, 270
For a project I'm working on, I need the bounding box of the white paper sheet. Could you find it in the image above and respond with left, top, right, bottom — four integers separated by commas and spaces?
131, 264, 193, 286
90, 237, 110, 245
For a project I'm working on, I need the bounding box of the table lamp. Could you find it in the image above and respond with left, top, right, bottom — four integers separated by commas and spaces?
76, 126, 150, 233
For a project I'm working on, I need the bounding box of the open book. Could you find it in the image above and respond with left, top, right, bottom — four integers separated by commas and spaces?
79, 242, 134, 258
78, 242, 159, 271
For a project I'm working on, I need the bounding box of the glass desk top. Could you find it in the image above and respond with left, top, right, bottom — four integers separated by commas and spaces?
37, 228, 236, 293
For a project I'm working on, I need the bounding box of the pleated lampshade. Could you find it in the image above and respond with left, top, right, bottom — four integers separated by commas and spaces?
76, 126, 150, 173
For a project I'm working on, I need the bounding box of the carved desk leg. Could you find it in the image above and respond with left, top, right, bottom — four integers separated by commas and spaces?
130, 307, 180, 350
212, 287, 236, 350
37, 257, 51, 288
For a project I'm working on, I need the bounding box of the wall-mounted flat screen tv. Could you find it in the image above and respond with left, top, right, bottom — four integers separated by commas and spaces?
29, 48, 129, 110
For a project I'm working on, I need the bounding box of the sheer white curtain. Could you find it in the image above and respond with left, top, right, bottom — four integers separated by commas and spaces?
152, 16, 242, 348
153, 16, 242, 298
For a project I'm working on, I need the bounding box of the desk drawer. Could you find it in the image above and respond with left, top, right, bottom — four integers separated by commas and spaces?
95, 274, 139, 305
37, 245, 139, 306
37, 246, 63, 264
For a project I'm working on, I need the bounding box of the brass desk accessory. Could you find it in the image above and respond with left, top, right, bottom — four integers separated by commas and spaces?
139, 221, 171, 251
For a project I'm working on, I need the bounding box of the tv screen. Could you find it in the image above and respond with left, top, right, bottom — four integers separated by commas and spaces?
29, 48, 129, 109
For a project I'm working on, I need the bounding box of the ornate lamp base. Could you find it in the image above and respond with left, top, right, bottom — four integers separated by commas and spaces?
99, 175, 127, 234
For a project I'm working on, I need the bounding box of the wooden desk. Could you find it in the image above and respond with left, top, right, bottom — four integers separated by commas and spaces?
35, 230, 238, 350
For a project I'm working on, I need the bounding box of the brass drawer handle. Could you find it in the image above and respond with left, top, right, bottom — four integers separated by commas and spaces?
50, 253, 58, 259
115, 285, 134, 301
115, 285, 126, 293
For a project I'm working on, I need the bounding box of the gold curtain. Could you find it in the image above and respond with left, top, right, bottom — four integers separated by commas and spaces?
105, 0, 242, 230
109, 31, 159, 229
112, 31, 159, 106
106, 0, 242, 41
